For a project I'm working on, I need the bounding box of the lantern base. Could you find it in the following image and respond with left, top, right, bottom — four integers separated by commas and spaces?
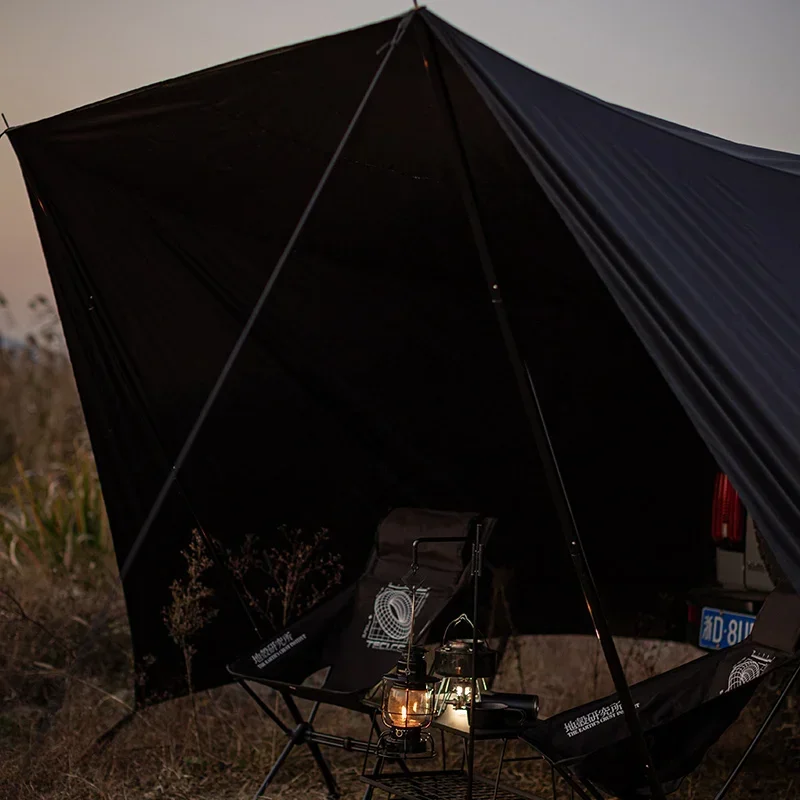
376, 728, 435, 759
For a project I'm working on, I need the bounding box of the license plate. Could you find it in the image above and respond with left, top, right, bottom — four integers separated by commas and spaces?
699, 606, 756, 650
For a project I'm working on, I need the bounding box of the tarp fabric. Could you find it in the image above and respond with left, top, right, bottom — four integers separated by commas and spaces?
8, 10, 799, 702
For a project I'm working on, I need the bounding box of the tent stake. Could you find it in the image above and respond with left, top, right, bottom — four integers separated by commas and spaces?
118, 10, 414, 582
417, 18, 667, 800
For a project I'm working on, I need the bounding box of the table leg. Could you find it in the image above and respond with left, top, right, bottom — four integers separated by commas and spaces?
493, 740, 508, 800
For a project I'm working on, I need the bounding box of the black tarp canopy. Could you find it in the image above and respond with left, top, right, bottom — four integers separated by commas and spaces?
7, 9, 800, 704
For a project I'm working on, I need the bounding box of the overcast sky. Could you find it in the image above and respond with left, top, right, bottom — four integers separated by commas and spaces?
1, 0, 798, 332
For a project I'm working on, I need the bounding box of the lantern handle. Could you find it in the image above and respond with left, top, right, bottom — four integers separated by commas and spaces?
440, 613, 486, 647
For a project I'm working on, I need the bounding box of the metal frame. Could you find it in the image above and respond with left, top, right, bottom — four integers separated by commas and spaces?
243, 649, 800, 800
714, 658, 800, 800
408, 528, 484, 800
116, 9, 416, 583
239, 678, 386, 800
414, 13, 666, 800
70, 3, 799, 797
502, 655, 800, 800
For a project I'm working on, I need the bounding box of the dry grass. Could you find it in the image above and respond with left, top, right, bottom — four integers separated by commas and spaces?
2, 595, 795, 800
0, 308, 797, 799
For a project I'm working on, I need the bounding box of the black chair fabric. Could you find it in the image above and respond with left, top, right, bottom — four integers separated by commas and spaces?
228, 507, 491, 703
521, 590, 800, 798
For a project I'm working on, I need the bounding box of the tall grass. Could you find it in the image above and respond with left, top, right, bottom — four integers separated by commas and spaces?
0, 299, 795, 799
0, 297, 109, 576
0, 447, 110, 573
0, 297, 83, 483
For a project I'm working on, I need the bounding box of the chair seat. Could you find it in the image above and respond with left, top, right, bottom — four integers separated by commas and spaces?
521, 640, 795, 798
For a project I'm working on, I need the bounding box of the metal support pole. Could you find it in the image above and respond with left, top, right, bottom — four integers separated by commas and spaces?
119, 10, 415, 581
466, 536, 482, 800
416, 18, 666, 800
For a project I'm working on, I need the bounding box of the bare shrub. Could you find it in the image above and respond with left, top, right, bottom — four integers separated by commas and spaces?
0, 297, 795, 799
226, 526, 343, 632
162, 528, 218, 750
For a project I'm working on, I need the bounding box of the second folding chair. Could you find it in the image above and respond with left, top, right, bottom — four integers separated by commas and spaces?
228, 506, 497, 799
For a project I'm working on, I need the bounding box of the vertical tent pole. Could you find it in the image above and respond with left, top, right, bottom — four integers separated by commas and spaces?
467, 531, 483, 800
417, 19, 667, 800
118, 10, 414, 582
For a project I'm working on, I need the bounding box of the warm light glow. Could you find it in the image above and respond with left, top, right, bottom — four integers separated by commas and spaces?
434, 678, 487, 715
383, 685, 433, 729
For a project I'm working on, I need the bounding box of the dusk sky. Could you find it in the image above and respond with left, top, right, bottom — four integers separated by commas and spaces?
1, 0, 798, 333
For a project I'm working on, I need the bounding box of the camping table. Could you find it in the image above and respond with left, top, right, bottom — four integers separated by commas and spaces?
359, 703, 545, 800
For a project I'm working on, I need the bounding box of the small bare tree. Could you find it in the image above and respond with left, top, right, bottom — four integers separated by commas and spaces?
226, 525, 343, 632
162, 528, 218, 750
225, 525, 343, 761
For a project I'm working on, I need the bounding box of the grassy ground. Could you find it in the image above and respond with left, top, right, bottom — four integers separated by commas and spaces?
0, 319, 797, 799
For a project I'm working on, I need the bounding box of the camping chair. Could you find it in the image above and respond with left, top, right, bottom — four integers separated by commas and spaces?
518, 588, 800, 800
227, 507, 497, 800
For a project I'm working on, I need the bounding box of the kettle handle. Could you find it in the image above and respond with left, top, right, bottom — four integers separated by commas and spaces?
441, 613, 487, 646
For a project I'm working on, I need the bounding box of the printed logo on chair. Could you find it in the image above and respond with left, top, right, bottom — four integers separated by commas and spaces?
251, 631, 308, 669
361, 583, 430, 651
722, 650, 775, 693
563, 700, 640, 738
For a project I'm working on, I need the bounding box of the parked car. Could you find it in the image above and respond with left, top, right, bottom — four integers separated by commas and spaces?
686, 473, 791, 650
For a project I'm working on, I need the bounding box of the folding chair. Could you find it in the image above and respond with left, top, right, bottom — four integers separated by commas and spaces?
519, 588, 800, 799
228, 507, 497, 799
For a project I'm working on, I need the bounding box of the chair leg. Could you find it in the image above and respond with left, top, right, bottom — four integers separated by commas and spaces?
238, 681, 291, 736
307, 739, 341, 800
361, 752, 386, 800
714, 659, 800, 800
253, 736, 296, 800
280, 691, 340, 800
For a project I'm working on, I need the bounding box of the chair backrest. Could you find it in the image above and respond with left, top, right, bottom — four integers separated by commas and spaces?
227, 508, 495, 696
751, 588, 800, 653
522, 588, 800, 799
324, 507, 494, 691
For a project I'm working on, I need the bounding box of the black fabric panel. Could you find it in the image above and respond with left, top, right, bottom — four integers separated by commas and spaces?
427, 10, 800, 594
9, 14, 541, 703
229, 508, 478, 695
422, 31, 718, 613
10, 15, 453, 703
9, 8, 799, 704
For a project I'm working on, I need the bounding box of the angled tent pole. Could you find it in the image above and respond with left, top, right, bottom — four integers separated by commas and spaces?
118, 9, 414, 583
417, 19, 667, 800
